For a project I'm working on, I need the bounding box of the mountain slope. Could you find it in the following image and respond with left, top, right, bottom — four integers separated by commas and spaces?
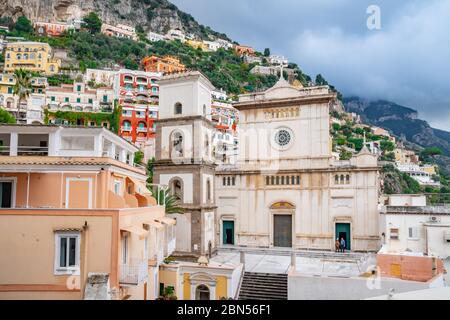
0, 0, 230, 41
344, 97, 450, 173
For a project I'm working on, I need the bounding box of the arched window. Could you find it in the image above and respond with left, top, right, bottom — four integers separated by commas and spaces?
227, 177, 231, 186
335, 175, 339, 184
16, 53, 21, 60
223, 177, 226, 186
276, 176, 280, 185
346, 175, 350, 184
174, 102, 182, 115
123, 120, 131, 129
286, 176, 290, 185
271, 176, 275, 185
296, 176, 300, 185
204, 134, 210, 157
206, 179, 211, 203
170, 131, 184, 158
195, 285, 210, 300
232, 177, 236, 186
170, 179, 183, 202
266, 176, 270, 185
281, 176, 285, 185
340, 175, 345, 184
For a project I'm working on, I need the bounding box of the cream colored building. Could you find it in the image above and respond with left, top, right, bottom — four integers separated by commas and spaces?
215, 76, 381, 252
0, 125, 175, 300
46, 82, 115, 114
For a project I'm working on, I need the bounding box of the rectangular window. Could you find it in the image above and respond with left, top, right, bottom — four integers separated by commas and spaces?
114, 180, 122, 195
390, 228, 399, 240
51, 96, 55, 101
88, 98, 93, 104
408, 227, 419, 239
55, 232, 80, 275
7, 87, 12, 94
103, 95, 108, 102
64, 97, 69, 103
77, 98, 81, 103
77, 85, 81, 92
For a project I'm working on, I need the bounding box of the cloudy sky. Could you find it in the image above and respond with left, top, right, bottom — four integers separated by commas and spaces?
170, 0, 450, 130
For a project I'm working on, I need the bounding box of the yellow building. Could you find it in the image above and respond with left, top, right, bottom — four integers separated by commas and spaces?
4, 41, 61, 75
186, 39, 209, 51
158, 260, 243, 300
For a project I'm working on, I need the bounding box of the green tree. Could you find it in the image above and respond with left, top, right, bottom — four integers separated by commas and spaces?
14, 15, 33, 34
134, 151, 144, 165
380, 140, 395, 152
263, 48, 271, 57
13, 69, 32, 116
83, 12, 102, 34
0, 108, 16, 124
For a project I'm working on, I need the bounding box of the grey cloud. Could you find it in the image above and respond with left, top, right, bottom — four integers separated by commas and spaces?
171, 0, 450, 130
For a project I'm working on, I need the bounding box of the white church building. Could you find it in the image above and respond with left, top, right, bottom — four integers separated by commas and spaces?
215, 76, 381, 252
154, 70, 381, 258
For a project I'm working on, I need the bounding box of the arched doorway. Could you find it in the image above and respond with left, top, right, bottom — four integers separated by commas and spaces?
270, 202, 295, 248
195, 285, 210, 300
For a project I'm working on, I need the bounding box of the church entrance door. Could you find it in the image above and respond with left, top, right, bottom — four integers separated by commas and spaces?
273, 215, 292, 248
222, 220, 235, 245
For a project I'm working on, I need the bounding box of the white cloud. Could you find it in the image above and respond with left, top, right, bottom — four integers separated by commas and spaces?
290, 0, 450, 129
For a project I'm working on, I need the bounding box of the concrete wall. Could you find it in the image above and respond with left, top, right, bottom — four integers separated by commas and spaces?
288, 273, 439, 300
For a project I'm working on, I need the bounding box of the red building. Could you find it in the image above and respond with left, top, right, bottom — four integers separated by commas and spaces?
115, 69, 161, 149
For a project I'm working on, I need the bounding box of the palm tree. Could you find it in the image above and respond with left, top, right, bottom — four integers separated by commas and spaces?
13, 69, 32, 122
153, 188, 184, 214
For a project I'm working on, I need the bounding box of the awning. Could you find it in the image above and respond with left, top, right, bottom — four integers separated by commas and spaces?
120, 226, 149, 239
127, 177, 152, 195
157, 217, 176, 226
144, 220, 164, 229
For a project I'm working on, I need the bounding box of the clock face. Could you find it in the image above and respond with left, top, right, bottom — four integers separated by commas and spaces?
272, 127, 294, 150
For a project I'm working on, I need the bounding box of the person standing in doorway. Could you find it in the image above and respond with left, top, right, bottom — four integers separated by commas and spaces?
335, 238, 340, 252
340, 237, 346, 253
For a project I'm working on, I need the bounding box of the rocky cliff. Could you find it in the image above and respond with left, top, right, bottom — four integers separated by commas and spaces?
344, 97, 450, 173
0, 0, 230, 40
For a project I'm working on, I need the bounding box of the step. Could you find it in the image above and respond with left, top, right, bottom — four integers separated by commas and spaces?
240, 282, 287, 289
239, 294, 287, 300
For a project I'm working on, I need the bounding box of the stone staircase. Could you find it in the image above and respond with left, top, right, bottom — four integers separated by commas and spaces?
238, 272, 288, 300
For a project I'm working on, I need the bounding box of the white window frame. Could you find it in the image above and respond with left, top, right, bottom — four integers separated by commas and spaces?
0, 177, 17, 208
144, 236, 149, 260
54, 232, 81, 275
65, 177, 93, 209
114, 179, 123, 196
408, 227, 419, 240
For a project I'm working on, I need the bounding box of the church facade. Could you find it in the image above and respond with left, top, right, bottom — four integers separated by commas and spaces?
215, 77, 381, 252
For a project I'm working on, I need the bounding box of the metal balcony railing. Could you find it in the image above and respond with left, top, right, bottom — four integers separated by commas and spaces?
119, 260, 148, 285
17, 146, 49, 156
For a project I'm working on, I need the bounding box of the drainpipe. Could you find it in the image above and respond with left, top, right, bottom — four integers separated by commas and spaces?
26, 171, 30, 208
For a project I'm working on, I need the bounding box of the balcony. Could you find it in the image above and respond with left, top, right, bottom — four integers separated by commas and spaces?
121, 126, 132, 132
17, 146, 49, 156
136, 127, 147, 133
119, 260, 148, 285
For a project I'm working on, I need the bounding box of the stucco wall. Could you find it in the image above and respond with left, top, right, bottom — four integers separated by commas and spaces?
288, 273, 434, 300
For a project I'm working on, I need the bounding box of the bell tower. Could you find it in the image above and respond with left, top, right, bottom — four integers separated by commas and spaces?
154, 71, 217, 259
